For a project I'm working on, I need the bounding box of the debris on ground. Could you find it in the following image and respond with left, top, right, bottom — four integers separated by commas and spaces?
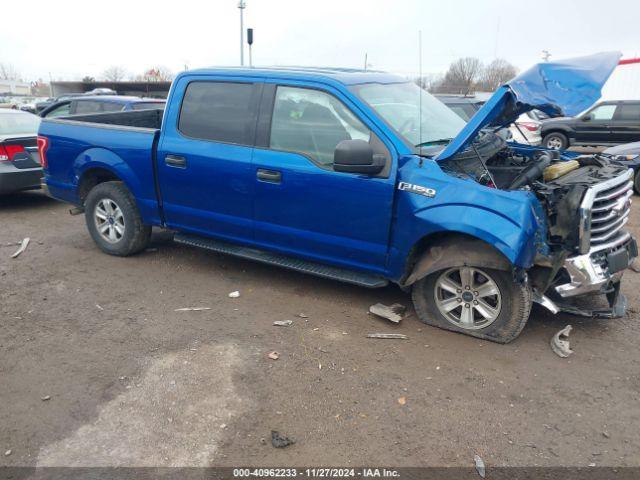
297, 313, 308, 318
271, 430, 295, 448
369, 303, 406, 324
95, 304, 104, 311
267, 351, 280, 360
4, 450, 11, 456
273, 320, 293, 327
174, 307, 212, 312
366, 333, 408, 340
602, 431, 610, 439
551, 325, 574, 358
474, 454, 486, 478
11, 238, 30, 259
41, 395, 51, 401
630, 260, 640, 273
228, 291, 240, 298
397, 396, 406, 406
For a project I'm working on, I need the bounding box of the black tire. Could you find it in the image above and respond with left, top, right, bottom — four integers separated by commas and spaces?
412, 267, 532, 344
543, 132, 568, 150
84, 181, 151, 256
634, 170, 640, 195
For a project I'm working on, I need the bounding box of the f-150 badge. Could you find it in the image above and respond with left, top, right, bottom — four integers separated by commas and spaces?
398, 182, 436, 198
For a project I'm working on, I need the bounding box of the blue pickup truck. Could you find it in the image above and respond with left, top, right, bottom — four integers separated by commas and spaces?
38, 52, 637, 343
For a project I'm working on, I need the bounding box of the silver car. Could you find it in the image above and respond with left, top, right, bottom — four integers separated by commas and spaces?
0, 109, 42, 194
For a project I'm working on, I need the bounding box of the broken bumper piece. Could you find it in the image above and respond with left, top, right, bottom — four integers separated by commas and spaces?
537, 282, 627, 319
555, 233, 637, 298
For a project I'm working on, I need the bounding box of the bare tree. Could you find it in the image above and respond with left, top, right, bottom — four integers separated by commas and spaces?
0, 63, 20, 80
436, 57, 483, 95
102, 66, 127, 82
478, 58, 517, 91
414, 73, 443, 93
136, 67, 174, 82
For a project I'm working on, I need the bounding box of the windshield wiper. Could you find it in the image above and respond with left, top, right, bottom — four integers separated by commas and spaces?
415, 138, 453, 148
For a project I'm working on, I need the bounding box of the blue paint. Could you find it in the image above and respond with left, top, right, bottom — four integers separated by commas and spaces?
39, 55, 615, 285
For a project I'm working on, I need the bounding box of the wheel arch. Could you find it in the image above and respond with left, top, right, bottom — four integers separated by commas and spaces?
78, 167, 124, 203
400, 232, 517, 287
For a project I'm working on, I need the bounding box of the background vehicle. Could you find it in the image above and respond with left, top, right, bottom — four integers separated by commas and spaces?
0, 96, 19, 109
35, 89, 118, 113
40, 96, 165, 118
436, 94, 483, 121
39, 55, 635, 344
542, 100, 640, 149
0, 109, 42, 194
509, 111, 542, 145
604, 141, 640, 193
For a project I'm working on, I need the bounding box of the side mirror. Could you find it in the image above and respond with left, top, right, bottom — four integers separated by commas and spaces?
333, 139, 385, 174
581, 114, 592, 122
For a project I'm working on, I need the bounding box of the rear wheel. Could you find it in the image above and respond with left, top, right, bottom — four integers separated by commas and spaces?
412, 266, 531, 343
84, 181, 151, 256
543, 132, 568, 150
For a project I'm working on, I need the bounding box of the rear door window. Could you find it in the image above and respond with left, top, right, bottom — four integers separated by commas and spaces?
616, 103, 640, 121
178, 82, 255, 145
74, 101, 107, 114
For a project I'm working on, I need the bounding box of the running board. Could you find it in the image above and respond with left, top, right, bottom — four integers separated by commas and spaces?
174, 233, 388, 288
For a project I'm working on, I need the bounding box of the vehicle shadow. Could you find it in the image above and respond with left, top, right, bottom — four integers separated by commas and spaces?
0, 190, 58, 212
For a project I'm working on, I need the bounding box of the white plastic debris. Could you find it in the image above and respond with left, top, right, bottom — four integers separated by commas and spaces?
366, 333, 408, 340
11, 238, 30, 258
228, 291, 240, 298
474, 454, 486, 478
551, 325, 574, 358
174, 307, 212, 312
273, 320, 293, 327
369, 303, 406, 323
4, 450, 11, 456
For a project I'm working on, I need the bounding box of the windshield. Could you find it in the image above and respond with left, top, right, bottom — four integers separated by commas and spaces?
351, 82, 466, 149
0, 112, 40, 135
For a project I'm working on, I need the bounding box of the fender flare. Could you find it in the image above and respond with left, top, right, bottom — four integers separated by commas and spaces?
403, 236, 513, 287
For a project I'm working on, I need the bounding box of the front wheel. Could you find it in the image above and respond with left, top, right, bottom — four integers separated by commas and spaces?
84, 181, 151, 256
543, 132, 568, 150
412, 266, 532, 343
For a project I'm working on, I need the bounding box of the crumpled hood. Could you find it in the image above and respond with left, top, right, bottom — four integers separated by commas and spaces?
435, 51, 621, 161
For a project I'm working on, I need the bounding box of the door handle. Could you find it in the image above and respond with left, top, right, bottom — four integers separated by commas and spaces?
165, 154, 187, 168
257, 168, 282, 184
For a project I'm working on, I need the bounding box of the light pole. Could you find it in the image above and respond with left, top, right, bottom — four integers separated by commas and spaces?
238, 0, 246, 66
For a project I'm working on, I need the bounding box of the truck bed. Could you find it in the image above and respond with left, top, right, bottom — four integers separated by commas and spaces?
40, 110, 162, 225
59, 108, 164, 130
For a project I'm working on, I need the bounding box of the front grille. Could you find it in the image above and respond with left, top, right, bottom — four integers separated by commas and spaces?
580, 169, 634, 253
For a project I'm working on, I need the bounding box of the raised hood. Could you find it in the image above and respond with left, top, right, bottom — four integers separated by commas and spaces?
435, 51, 622, 162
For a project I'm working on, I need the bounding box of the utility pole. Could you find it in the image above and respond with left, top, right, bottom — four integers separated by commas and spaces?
238, 0, 246, 66
247, 28, 254, 68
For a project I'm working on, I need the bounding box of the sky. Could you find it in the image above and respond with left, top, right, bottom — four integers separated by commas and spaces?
1, 0, 639, 82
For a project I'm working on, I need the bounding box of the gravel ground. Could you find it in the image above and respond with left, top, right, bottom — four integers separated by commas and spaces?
1, 190, 639, 468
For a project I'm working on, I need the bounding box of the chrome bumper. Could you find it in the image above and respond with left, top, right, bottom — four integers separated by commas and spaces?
555, 232, 636, 298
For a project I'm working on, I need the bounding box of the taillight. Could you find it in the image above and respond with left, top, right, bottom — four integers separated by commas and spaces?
37, 136, 49, 169
0, 144, 26, 162
518, 122, 540, 132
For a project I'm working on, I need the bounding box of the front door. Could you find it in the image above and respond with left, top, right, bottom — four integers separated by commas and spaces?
574, 103, 617, 144
251, 84, 395, 274
156, 79, 261, 241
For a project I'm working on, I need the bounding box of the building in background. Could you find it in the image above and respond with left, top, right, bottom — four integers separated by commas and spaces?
0, 79, 31, 95
602, 58, 640, 100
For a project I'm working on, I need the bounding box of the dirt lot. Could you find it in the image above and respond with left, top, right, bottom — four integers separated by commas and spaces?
1, 191, 640, 469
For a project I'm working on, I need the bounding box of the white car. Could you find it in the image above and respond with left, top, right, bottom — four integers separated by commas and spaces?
509, 110, 544, 145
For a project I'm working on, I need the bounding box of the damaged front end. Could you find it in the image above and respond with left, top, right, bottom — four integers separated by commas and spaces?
434, 52, 637, 318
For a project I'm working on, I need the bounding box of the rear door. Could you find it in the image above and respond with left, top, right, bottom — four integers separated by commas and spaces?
156, 78, 261, 241
611, 102, 640, 144
251, 83, 395, 273
574, 103, 618, 144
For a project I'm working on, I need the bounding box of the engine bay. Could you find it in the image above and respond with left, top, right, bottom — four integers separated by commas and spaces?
441, 132, 630, 252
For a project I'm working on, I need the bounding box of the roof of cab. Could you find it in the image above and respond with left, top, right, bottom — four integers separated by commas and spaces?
183, 66, 406, 86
